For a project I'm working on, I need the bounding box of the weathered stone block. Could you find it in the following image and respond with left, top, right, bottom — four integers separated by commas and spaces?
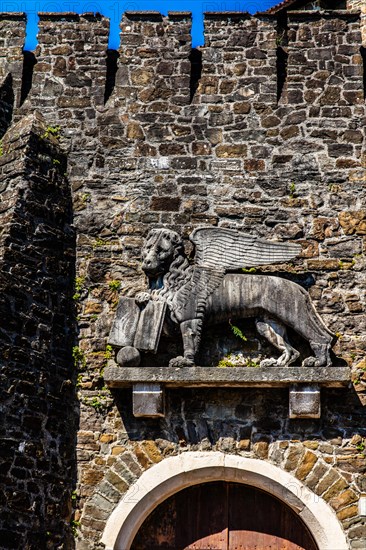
339, 211, 366, 235
151, 196, 181, 210
132, 384, 165, 417
289, 385, 321, 419
215, 144, 247, 158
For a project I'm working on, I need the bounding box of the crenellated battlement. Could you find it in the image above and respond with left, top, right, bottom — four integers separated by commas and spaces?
0, 8, 361, 188
0, 9, 363, 124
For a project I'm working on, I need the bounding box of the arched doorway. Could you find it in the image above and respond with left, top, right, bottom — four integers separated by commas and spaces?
131, 481, 318, 550
101, 452, 349, 550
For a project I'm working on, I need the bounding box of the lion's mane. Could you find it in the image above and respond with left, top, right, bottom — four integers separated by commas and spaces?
152, 250, 193, 322
146, 229, 224, 326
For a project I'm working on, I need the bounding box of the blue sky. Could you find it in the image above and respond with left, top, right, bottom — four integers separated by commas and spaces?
0, 1, 278, 49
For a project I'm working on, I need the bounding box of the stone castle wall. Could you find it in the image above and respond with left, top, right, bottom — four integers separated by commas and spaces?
0, 8, 365, 550
0, 114, 76, 548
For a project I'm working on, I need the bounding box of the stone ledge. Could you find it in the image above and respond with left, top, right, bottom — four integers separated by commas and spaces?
287, 10, 360, 20
105, 366, 351, 389
0, 13, 26, 20
204, 12, 251, 19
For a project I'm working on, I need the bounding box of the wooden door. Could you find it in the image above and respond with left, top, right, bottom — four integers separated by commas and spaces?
131, 482, 318, 550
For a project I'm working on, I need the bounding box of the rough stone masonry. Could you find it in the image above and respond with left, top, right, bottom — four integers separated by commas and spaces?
0, 4, 365, 550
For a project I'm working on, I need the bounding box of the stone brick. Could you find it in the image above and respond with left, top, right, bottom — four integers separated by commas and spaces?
192, 142, 212, 156
339, 211, 366, 235
141, 441, 163, 463
133, 446, 152, 469
304, 441, 319, 451
84, 302, 103, 314
253, 441, 269, 459
306, 259, 340, 270
99, 434, 116, 444
284, 445, 304, 472
262, 115, 281, 128
105, 471, 129, 493
322, 478, 349, 501
295, 450, 318, 481
151, 197, 181, 211
111, 445, 127, 456
130, 68, 154, 86
216, 144, 247, 158
81, 469, 104, 486
127, 122, 144, 140
244, 159, 265, 172
233, 102, 251, 114
330, 489, 359, 511
238, 439, 251, 451
280, 126, 299, 140
337, 505, 359, 521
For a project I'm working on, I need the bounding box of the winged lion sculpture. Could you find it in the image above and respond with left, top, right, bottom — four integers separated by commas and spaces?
110, 227, 336, 369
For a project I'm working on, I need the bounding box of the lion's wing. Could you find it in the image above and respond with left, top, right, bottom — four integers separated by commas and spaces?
190, 227, 301, 270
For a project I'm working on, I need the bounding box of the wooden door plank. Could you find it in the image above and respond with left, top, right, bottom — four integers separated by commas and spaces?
131, 481, 318, 550
228, 483, 318, 550
229, 530, 312, 549
176, 482, 228, 549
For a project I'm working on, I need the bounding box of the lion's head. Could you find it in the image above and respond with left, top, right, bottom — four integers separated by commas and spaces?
141, 228, 184, 277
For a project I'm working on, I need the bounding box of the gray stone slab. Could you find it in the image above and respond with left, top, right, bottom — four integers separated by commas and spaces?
289, 384, 321, 419
105, 366, 351, 389
134, 301, 166, 352
132, 383, 165, 417
108, 296, 140, 347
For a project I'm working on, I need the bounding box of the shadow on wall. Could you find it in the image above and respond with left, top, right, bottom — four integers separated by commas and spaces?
361, 46, 366, 98
0, 114, 79, 549
112, 385, 364, 448
0, 74, 14, 137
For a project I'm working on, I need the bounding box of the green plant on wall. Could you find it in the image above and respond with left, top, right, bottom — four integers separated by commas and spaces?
92, 237, 105, 248
217, 354, 260, 368
229, 320, 247, 342
76, 373, 84, 388
108, 280, 121, 292
73, 276, 85, 301
72, 346, 86, 370
83, 392, 111, 412
43, 125, 61, 140
338, 259, 355, 270
217, 357, 236, 368
70, 519, 80, 538
81, 193, 91, 203
289, 182, 296, 199
104, 344, 113, 360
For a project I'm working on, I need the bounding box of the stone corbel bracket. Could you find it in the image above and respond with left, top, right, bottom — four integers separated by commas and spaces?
104, 366, 351, 419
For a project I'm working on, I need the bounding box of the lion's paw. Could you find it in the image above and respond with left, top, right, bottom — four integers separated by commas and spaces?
169, 356, 194, 368
260, 358, 278, 368
302, 357, 317, 367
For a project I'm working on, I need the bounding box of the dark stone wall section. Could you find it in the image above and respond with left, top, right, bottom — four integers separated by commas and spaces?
0, 114, 77, 549
0, 74, 14, 137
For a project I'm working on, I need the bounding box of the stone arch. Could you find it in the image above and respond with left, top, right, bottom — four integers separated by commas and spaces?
101, 451, 348, 550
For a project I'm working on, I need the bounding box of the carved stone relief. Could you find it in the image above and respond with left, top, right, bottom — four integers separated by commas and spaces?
109, 227, 337, 370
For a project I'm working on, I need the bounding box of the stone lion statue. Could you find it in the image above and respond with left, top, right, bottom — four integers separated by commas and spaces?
114, 227, 336, 369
